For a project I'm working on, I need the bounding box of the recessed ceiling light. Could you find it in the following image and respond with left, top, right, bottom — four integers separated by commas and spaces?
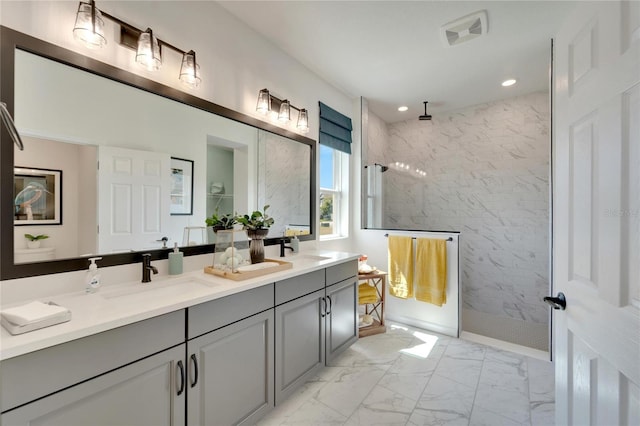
502, 79, 517, 87
398, 106, 408, 112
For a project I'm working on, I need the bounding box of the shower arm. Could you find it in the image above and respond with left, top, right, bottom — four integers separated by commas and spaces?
0, 102, 25, 150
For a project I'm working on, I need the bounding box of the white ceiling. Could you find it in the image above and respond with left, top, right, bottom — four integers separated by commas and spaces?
218, 1, 576, 123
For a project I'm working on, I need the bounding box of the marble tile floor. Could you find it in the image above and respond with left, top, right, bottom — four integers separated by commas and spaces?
257, 322, 554, 426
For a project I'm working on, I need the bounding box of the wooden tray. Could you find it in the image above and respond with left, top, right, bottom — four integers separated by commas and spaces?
204, 258, 292, 281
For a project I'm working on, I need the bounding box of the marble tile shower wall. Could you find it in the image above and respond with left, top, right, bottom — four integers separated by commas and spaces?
373, 92, 551, 332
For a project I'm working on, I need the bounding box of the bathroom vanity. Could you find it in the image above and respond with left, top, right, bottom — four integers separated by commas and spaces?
0, 253, 358, 425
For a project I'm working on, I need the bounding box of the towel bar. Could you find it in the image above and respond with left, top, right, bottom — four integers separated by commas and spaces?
383, 234, 453, 241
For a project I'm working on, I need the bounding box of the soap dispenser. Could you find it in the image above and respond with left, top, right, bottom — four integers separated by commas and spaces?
291, 234, 299, 253
85, 257, 103, 293
169, 243, 183, 275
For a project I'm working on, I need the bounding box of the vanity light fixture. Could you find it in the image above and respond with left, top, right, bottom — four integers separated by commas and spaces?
256, 89, 271, 114
136, 28, 162, 71
256, 89, 309, 133
73, 0, 107, 49
72, 1, 201, 87
278, 100, 291, 122
179, 50, 201, 88
297, 109, 309, 133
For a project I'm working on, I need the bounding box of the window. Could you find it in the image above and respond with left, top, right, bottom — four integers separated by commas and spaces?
319, 144, 348, 238
318, 102, 352, 239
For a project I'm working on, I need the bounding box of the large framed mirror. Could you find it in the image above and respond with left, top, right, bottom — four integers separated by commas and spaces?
1, 26, 315, 280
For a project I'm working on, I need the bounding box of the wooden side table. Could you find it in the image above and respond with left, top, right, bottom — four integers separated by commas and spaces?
358, 271, 387, 337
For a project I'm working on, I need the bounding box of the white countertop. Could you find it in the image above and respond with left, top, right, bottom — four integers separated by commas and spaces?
0, 251, 359, 361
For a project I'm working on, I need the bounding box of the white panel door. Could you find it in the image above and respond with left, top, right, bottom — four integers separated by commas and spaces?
98, 146, 170, 253
553, 1, 640, 425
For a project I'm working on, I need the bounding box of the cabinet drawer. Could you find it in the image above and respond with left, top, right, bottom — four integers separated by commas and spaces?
188, 283, 274, 339
0, 310, 185, 413
325, 260, 357, 286
275, 270, 325, 306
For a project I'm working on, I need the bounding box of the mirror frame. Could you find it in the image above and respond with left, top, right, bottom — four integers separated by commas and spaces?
1, 26, 316, 280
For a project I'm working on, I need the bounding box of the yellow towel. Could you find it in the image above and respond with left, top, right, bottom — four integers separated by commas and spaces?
415, 238, 447, 306
358, 283, 378, 304
388, 235, 414, 299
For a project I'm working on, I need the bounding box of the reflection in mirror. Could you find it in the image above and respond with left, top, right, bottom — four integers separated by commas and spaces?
257, 130, 311, 238
14, 49, 256, 262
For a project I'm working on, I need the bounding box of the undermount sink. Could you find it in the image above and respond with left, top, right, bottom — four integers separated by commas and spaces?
288, 254, 332, 263
101, 276, 217, 302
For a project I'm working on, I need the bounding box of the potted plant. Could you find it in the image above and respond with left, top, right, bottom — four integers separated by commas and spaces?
205, 209, 237, 232
24, 233, 49, 249
236, 205, 274, 263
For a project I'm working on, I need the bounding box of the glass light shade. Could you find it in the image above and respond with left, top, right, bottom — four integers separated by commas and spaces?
73, 1, 107, 49
256, 89, 270, 114
297, 108, 309, 133
136, 28, 162, 71
179, 50, 201, 88
278, 100, 291, 122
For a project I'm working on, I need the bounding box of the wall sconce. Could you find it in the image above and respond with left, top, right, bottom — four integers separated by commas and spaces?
73, 0, 107, 49
256, 88, 271, 114
72, 1, 201, 88
136, 28, 161, 71
297, 109, 309, 132
179, 50, 201, 88
255, 89, 309, 133
278, 100, 291, 122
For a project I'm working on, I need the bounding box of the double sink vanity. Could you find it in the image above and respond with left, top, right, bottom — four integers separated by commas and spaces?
0, 252, 360, 425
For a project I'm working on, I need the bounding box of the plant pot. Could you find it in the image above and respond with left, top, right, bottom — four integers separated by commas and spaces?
246, 228, 269, 264
27, 240, 41, 249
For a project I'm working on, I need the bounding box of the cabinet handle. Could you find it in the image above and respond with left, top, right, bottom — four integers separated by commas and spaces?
321, 297, 326, 317
190, 353, 199, 388
176, 360, 185, 396
326, 295, 332, 315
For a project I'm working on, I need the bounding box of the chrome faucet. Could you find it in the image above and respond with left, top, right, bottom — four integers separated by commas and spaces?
141, 253, 158, 283
279, 238, 294, 257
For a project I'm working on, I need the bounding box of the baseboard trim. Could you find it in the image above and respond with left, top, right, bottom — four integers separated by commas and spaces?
461, 331, 550, 361
386, 314, 458, 338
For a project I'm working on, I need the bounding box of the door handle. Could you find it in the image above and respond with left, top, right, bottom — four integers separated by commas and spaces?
544, 292, 566, 310
326, 295, 332, 315
190, 354, 199, 388
176, 360, 185, 396
321, 297, 326, 317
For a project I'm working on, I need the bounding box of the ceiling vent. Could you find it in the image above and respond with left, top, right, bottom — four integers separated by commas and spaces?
440, 10, 488, 47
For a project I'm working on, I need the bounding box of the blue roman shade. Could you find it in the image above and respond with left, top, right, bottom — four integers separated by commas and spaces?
319, 102, 352, 154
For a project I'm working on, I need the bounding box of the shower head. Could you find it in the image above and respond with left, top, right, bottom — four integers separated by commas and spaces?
419, 101, 432, 121
1, 102, 25, 150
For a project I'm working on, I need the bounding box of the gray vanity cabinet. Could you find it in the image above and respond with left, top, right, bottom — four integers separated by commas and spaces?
0, 311, 186, 425
187, 310, 274, 426
325, 276, 358, 364
186, 284, 274, 426
1, 345, 186, 426
274, 288, 326, 404
274, 262, 358, 404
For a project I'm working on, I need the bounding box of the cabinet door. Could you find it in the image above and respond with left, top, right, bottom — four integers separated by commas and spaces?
187, 309, 274, 426
326, 278, 358, 365
275, 289, 326, 405
1, 345, 186, 426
